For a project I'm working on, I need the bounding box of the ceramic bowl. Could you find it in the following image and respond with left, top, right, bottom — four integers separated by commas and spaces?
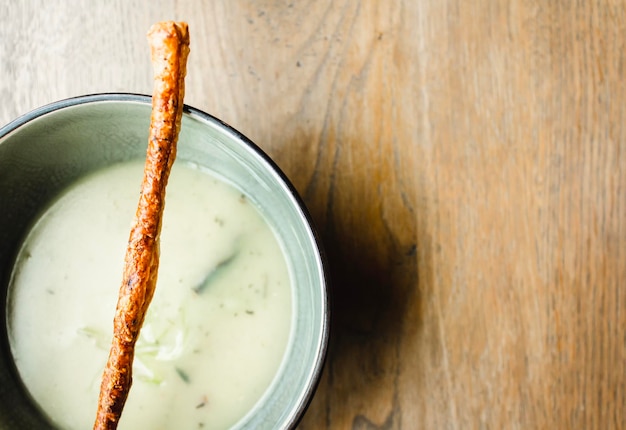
0, 93, 329, 429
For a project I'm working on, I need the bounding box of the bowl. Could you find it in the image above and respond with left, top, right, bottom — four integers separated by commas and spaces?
0, 93, 329, 429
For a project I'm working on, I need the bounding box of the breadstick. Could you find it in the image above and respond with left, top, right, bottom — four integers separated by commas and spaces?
93, 21, 190, 430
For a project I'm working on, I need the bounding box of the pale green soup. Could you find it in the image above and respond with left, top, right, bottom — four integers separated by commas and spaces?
7, 160, 292, 430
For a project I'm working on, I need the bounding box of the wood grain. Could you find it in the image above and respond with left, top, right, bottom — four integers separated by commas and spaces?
1, 1, 625, 429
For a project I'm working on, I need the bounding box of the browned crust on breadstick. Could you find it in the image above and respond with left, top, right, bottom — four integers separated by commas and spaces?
93, 21, 190, 430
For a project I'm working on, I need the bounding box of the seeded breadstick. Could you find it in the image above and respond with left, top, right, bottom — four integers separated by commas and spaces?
93, 21, 190, 430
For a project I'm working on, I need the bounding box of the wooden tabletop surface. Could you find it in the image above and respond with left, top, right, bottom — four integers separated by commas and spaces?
2, 1, 625, 429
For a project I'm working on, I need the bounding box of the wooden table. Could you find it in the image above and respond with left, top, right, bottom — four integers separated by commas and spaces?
2, 1, 625, 428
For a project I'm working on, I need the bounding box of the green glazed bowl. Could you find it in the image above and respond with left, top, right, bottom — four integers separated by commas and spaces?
0, 94, 329, 429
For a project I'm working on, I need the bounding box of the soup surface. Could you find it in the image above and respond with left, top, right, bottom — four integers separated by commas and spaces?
7, 160, 292, 429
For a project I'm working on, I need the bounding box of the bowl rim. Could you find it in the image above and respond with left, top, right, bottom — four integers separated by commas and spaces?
0, 93, 331, 429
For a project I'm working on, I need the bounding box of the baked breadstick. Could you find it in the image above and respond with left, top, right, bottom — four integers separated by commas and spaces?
93, 21, 190, 430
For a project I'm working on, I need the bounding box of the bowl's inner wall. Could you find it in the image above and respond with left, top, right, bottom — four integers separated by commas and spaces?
0, 98, 327, 429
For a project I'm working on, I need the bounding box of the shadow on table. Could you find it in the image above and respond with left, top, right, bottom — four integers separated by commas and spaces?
272, 137, 420, 428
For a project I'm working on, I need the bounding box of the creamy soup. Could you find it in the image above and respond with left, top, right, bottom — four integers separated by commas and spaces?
7, 160, 292, 429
